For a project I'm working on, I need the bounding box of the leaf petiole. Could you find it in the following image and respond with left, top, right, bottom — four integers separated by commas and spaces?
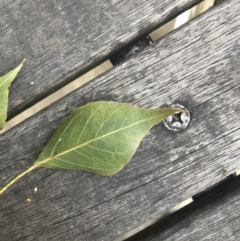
0, 165, 37, 195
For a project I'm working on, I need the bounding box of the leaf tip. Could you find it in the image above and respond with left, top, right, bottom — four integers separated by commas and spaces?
21, 58, 26, 66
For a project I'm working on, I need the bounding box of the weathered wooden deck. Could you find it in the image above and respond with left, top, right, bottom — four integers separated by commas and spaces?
1, 0, 240, 240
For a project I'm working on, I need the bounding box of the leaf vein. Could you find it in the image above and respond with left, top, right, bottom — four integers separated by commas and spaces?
77, 104, 103, 144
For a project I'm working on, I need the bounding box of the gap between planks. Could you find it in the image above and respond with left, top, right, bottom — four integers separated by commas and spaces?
115, 197, 193, 241
0, 0, 215, 134
122, 173, 240, 241
118, 170, 238, 241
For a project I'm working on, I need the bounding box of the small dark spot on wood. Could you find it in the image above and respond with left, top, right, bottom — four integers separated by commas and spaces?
222, 166, 229, 176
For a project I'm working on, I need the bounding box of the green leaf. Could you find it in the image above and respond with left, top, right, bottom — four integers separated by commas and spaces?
0, 60, 25, 130
35, 101, 182, 175
0, 101, 183, 195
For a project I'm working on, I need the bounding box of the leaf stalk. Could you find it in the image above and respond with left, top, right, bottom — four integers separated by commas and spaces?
0, 165, 37, 195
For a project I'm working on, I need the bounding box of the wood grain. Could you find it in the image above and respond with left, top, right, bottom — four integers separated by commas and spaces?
1, 0, 240, 240
127, 175, 240, 241
0, 0, 199, 119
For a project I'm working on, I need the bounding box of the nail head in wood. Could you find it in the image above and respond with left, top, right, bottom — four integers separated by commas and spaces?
163, 104, 190, 132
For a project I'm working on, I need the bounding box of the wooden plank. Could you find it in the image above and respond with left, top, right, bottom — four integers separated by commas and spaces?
1, 0, 239, 240
127, 175, 240, 241
0, 0, 199, 118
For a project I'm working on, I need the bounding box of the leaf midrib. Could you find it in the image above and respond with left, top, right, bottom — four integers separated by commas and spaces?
36, 113, 166, 166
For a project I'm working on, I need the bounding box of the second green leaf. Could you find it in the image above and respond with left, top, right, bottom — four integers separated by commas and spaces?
0, 60, 25, 130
